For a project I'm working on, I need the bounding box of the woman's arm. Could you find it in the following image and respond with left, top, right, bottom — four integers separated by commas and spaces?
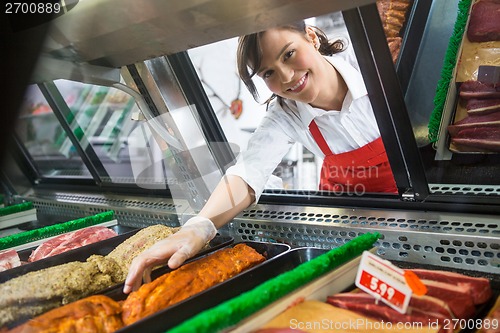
199, 175, 255, 228
123, 175, 254, 293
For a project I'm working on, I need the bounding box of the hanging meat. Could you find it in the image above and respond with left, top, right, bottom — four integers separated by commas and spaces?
376, 0, 412, 63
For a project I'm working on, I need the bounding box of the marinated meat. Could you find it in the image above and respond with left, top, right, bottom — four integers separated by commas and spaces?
106, 224, 178, 280
0, 255, 123, 328
409, 269, 492, 305
28, 226, 118, 262
6, 295, 123, 333
460, 80, 500, 100
466, 98, 500, 115
467, 0, 500, 42
0, 249, 21, 272
0, 224, 178, 329
121, 243, 265, 325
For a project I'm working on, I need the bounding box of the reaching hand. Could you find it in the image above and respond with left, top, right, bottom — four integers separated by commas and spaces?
123, 216, 217, 294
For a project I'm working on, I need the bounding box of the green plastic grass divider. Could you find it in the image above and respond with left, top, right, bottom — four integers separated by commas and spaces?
428, 0, 472, 143
0, 202, 34, 217
0, 210, 115, 251
167, 232, 380, 333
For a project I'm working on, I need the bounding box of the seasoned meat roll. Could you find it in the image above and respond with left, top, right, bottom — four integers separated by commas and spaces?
121, 243, 266, 325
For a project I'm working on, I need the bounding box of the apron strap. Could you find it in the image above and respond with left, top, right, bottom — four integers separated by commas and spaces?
308, 119, 332, 156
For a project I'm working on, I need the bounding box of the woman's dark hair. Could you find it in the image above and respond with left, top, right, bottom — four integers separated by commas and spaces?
237, 21, 346, 103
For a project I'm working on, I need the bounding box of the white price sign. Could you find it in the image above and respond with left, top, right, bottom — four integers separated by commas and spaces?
355, 251, 412, 314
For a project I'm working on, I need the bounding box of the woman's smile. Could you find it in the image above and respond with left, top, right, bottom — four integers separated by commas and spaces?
287, 73, 308, 93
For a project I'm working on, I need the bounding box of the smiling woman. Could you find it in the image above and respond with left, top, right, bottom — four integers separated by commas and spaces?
123, 17, 398, 293
229, 21, 397, 196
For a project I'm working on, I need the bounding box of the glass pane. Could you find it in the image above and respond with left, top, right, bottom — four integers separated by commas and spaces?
53, 80, 143, 184
404, 0, 500, 197
188, 12, 394, 195
15, 85, 91, 178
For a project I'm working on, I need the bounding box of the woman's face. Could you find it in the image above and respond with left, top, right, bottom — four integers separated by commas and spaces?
257, 27, 330, 105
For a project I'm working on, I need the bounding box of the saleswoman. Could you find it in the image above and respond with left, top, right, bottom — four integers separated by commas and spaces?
123, 21, 397, 293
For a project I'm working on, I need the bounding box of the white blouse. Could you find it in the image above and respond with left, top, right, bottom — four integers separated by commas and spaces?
225, 51, 381, 201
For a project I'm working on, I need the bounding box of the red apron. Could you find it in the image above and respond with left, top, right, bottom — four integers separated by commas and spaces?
309, 120, 398, 194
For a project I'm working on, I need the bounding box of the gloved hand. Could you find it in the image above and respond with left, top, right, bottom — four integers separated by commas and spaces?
123, 216, 217, 294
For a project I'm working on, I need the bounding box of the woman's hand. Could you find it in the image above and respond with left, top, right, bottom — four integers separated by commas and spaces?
123, 216, 217, 294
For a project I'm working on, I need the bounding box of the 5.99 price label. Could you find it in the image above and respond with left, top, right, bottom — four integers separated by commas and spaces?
355, 251, 412, 314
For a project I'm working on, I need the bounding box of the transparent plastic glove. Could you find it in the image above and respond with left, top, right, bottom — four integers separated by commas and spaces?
123, 216, 217, 294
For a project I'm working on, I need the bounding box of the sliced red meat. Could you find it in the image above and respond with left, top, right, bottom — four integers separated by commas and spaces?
28, 226, 117, 262
421, 279, 476, 319
467, 0, 500, 42
455, 111, 500, 125
327, 292, 454, 318
409, 269, 492, 305
0, 249, 21, 272
448, 113, 500, 136
460, 81, 500, 100
466, 98, 500, 115
449, 126, 500, 139
327, 297, 452, 333
451, 137, 500, 152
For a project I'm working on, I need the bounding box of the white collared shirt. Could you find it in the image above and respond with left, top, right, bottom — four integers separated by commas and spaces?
225, 51, 381, 201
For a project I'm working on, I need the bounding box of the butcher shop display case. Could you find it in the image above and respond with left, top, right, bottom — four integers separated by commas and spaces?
1, 0, 499, 332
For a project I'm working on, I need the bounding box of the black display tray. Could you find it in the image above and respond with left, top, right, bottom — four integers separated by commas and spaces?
0, 228, 233, 284
113, 246, 324, 333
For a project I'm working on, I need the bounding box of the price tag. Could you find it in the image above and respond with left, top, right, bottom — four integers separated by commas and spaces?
355, 251, 412, 314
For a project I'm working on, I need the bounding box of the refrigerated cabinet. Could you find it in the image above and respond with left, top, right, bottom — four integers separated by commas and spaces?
1, 0, 499, 329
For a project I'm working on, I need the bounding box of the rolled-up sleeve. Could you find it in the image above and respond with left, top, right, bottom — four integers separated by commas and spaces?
225, 111, 295, 202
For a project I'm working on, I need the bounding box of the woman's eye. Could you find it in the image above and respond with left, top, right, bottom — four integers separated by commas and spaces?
263, 70, 273, 79
284, 50, 295, 60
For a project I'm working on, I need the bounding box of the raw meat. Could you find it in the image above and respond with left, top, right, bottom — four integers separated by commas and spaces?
409, 269, 492, 305
326, 297, 452, 333
450, 80, 500, 152
451, 136, 500, 152
448, 113, 500, 137
421, 279, 476, 319
0, 249, 21, 272
467, 0, 500, 42
447, 113, 500, 136
28, 226, 118, 262
330, 292, 454, 318
460, 80, 500, 100
466, 98, 500, 115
